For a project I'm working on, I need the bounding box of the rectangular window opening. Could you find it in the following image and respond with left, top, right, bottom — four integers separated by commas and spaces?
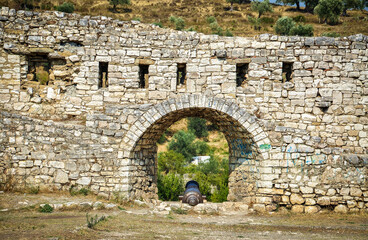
98, 62, 109, 89
177, 63, 187, 86
28, 54, 51, 85
236, 63, 249, 87
139, 64, 149, 88
282, 62, 293, 82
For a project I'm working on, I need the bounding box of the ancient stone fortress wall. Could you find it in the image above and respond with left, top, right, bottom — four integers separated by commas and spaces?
0, 7, 367, 213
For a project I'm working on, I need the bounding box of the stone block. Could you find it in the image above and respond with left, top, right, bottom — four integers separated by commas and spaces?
291, 205, 304, 213
290, 194, 305, 205
334, 205, 348, 213
305, 206, 319, 214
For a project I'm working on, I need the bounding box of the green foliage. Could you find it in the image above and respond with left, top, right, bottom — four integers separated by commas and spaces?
56, 2, 75, 13
251, 0, 273, 19
321, 31, 341, 37
168, 130, 196, 162
342, 0, 361, 15
157, 172, 184, 201
211, 180, 229, 203
275, 16, 313, 36
169, 16, 185, 30
303, 0, 320, 12
292, 15, 306, 23
153, 22, 163, 28
224, 29, 234, 37
172, 208, 187, 214
207, 16, 217, 24
86, 213, 106, 229
69, 186, 90, 196
109, 0, 131, 12
248, 16, 261, 30
132, 17, 141, 21
188, 117, 208, 138
314, 0, 343, 25
289, 24, 314, 36
275, 17, 295, 35
158, 150, 186, 174
39, 204, 53, 213
260, 16, 275, 24
277, 0, 301, 10
157, 132, 167, 144
191, 171, 212, 198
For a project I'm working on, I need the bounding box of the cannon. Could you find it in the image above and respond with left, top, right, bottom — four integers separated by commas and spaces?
179, 180, 206, 206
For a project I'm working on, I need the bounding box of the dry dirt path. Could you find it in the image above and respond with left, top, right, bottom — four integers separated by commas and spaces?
0, 192, 367, 239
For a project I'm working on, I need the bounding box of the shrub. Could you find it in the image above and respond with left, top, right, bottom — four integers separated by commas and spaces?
207, 16, 217, 24
35, 66, 49, 85
86, 213, 106, 229
39, 204, 53, 213
158, 150, 186, 174
289, 24, 314, 36
248, 16, 261, 30
275, 16, 295, 35
157, 132, 167, 144
153, 22, 163, 28
157, 172, 184, 201
292, 15, 306, 23
188, 117, 208, 138
169, 16, 185, 30
225, 29, 234, 37
260, 16, 275, 24
56, 2, 75, 13
69, 186, 90, 196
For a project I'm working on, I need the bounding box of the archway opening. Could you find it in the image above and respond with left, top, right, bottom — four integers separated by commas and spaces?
129, 107, 262, 202
156, 117, 230, 202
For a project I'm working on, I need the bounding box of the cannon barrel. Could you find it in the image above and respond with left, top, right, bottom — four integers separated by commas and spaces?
179, 180, 206, 206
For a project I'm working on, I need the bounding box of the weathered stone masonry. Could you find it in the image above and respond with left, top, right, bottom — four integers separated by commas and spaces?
0, 7, 367, 213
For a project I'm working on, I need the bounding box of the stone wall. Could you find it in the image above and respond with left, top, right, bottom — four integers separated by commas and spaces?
0, 7, 367, 212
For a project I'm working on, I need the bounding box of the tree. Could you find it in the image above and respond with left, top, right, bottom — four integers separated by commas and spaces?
188, 117, 208, 138
277, 0, 301, 11
168, 130, 196, 162
301, 0, 319, 12
314, 0, 343, 25
251, 0, 273, 19
342, 0, 361, 15
109, 0, 131, 12
226, 0, 241, 11
158, 150, 186, 174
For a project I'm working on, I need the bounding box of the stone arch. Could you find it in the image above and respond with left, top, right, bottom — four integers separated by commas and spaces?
122, 94, 272, 201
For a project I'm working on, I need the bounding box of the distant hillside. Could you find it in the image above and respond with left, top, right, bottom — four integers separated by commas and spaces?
1, 0, 368, 37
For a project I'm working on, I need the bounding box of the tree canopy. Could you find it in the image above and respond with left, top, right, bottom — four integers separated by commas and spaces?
251, 0, 273, 18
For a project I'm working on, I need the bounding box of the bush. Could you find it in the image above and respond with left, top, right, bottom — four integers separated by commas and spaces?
260, 16, 275, 24
157, 172, 184, 201
158, 150, 186, 174
289, 24, 314, 36
153, 22, 163, 28
275, 16, 295, 35
169, 16, 185, 30
292, 15, 306, 23
86, 213, 106, 229
157, 132, 167, 144
56, 2, 75, 13
69, 186, 90, 196
39, 204, 53, 213
248, 16, 261, 30
224, 29, 234, 37
207, 16, 217, 24
188, 117, 208, 138
35, 67, 49, 85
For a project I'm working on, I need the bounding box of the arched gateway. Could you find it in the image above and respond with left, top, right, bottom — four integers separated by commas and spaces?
122, 95, 272, 201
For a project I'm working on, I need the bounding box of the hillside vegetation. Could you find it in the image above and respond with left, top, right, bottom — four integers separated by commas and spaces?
1, 0, 368, 37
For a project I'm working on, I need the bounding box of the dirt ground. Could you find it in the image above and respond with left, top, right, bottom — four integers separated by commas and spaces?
0, 192, 368, 240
